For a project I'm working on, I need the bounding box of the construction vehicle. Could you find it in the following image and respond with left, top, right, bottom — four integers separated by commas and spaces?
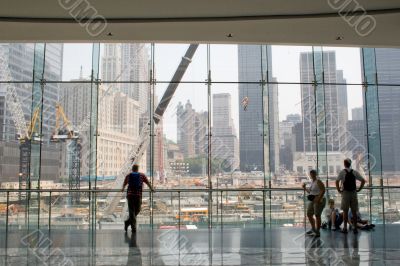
101, 44, 199, 216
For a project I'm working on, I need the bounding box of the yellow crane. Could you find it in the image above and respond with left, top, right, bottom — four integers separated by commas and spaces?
51, 103, 78, 141
18, 106, 42, 143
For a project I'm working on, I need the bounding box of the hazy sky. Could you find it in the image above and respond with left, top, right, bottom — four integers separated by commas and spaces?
62, 43, 364, 142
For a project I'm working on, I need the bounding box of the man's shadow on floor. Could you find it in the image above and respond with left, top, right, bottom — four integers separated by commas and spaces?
125, 233, 142, 266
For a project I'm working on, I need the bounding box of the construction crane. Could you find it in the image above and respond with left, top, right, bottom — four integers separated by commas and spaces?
51, 103, 79, 141
51, 103, 81, 200
0, 45, 44, 196
102, 44, 199, 216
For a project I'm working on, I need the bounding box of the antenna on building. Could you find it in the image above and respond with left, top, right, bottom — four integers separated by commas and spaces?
79, 65, 83, 79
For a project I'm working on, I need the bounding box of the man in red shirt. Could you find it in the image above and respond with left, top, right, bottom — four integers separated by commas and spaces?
121, 164, 154, 232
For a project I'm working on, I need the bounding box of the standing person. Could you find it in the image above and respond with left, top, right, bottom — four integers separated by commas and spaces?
302, 169, 326, 237
121, 164, 155, 233
336, 158, 366, 234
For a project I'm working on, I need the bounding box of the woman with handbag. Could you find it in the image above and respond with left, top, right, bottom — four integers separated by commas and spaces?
302, 169, 326, 237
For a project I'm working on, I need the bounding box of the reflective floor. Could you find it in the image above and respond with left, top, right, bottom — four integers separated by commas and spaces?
1, 225, 399, 265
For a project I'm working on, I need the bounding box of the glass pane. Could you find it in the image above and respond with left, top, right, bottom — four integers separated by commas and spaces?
0, 43, 34, 82
273, 84, 304, 188
49, 193, 89, 229
52, 43, 93, 81
211, 84, 240, 188
362, 48, 382, 187
99, 43, 151, 82
40, 83, 92, 190
271, 45, 313, 83
223, 190, 264, 228
376, 48, 400, 85
155, 43, 207, 82
379, 85, 400, 185
152, 191, 180, 228
94, 81, 148, 224
211, 44, 263, 83
43, 43, 63, 81
322, 47, 363, 85
96, 192, 151, 230
0, 192, 6, 238
384, 188, 400, 224
270, 190, 305, 227
155, 83, 208, 189
0, 82, 32, 188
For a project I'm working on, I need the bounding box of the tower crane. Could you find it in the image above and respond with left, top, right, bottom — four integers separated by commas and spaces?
0, 45, 43, 194
101, 44, 199, 216
51, 103, 81, 198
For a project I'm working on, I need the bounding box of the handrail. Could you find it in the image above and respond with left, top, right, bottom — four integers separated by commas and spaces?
1, 186, 399, 193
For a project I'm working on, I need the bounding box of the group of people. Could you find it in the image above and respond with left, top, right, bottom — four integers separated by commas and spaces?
122, 159, 373, 236
303, 158, 373, 237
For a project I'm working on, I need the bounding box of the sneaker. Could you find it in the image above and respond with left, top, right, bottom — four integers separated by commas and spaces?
124, 220, 129, 232
341, 229, 348, 234
331, 227, 337, 231
306, 230, 315, 236
314, 231, 321, 237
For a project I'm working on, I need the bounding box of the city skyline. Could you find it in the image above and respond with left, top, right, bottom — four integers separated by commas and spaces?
0, 43, 398, 179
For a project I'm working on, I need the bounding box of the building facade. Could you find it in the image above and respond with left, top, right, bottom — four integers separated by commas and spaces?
300, 51, 348, 153
238, 45, 279, 172
212, 93, 239, 171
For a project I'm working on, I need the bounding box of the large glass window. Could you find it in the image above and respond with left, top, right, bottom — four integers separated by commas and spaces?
0, 43, 399, 231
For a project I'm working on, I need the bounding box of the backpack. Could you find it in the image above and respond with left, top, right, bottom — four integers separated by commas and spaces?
128, 172, 142, 192
343, 169, 356, 191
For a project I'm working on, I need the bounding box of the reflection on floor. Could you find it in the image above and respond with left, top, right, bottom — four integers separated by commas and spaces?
1, 225, 399, 265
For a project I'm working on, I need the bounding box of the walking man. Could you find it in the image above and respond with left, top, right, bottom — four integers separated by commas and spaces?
121, 164, 154, 233
336, 158, 366, 234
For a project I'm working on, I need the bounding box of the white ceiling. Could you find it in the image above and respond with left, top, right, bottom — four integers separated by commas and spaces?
0, 0, 399, 46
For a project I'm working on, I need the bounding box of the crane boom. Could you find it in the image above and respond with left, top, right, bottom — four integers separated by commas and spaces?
102, 44, 199, 215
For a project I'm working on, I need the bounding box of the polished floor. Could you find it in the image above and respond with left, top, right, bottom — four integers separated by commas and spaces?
1, 225, 399, 265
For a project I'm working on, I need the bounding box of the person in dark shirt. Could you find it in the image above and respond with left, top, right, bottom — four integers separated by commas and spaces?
121, 164, 154, 232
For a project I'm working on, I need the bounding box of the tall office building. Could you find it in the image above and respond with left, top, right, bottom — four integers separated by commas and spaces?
176, 100, 208, 159
121, 43, 150, 114
102, 43, 150, 114
238, 45, 279, 172
300, 51, 348, 153
212, 93, 239, 171
0, 43, 63, 181
352, 107, 364, 120
102, 44, 122, 82
374, 48, 400, 172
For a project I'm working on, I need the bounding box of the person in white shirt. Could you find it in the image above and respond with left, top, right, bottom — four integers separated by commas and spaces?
336, 158, 366, 234
302, 169, 326, 237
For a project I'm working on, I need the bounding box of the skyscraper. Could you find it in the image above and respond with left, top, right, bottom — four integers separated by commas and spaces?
299, 51, 348, 153
121, 43, 150, 115
352, 107, 364, 120
238, 45, 279, 172
176, 100, 207, 159
0, 43, 64, 181
374, 48, 400, 172
212, 93, 239, 171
